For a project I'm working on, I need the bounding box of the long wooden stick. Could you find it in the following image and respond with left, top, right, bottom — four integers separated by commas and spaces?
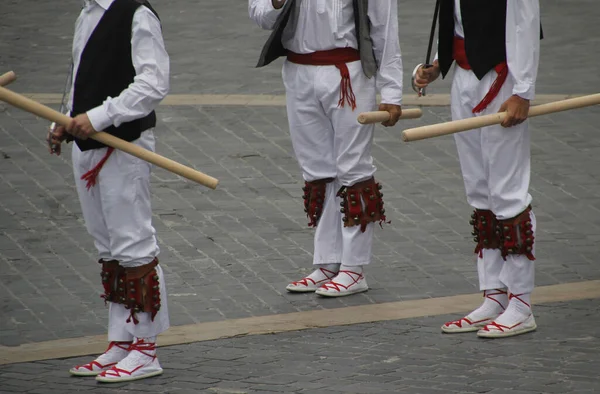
0, 84, 219, 189
0, 71, 16, 87
357, 108, 422, 124
402, 93, 600, 142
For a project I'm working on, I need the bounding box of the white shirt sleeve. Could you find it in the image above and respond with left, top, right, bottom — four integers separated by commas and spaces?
367, 0, 403, 106
86, 6, 170, 132
249, 0, 284, 30
506, 0, 540, 100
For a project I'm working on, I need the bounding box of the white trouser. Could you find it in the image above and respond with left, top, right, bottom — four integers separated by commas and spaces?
451, 66, 535, 294
283, 59, 376, 267
72, 130, 169, 339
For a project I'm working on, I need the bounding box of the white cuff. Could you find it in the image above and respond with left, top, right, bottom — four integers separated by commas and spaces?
512, 83, 535, 101
86, 105, 112, 132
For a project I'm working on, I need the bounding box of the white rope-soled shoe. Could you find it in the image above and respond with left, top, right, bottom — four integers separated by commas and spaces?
441, 289, 507, 333
477, 313, 537, 338
441, 316, 496, 333
286, 267, 338, 293
96, 339, 163, 383
69, 341, 131, 376
315, 270, 368, 297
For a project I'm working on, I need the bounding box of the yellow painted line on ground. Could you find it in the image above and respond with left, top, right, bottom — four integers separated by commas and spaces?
15, 93, 583, 107
1, 280, 599, 365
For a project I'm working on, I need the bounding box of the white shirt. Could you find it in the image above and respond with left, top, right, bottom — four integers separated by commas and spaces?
69, 0, 170, 132
249, 0, 403, 105
452, 0, 540, 100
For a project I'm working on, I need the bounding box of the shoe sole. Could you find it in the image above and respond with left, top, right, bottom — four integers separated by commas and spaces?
96, 369, 163, 383
69, 369, 103, 377
477, 323, 537, 338
286, 286, 318, 293
441, 325, 484, 334
315, 286, 368, 297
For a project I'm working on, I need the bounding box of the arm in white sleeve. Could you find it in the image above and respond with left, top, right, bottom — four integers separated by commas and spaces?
86, 7, 170, 132
249, 0, 284, 30
368, 0, 403, 106
506, 0, 540, 100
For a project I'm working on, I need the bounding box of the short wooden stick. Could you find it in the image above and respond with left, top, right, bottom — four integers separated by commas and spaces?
0, 71, 17, 87
357, 108, 423, 124
402, 94, 600, 142
0, 84, 219, 189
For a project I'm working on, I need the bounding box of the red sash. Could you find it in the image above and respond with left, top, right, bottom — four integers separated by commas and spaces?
453, 36, 508, 114
287, 48, 360, 110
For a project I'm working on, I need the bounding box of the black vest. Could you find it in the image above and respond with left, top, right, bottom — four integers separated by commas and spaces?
438, 0, 507, 80
71, 0, 159, 151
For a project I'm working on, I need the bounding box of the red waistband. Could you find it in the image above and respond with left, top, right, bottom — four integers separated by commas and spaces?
286, 48, 360, 111
287, 48, 360, 66
453, 36, 509, 114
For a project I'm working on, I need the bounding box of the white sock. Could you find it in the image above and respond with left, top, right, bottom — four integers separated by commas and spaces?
465, 289, 508, 321
306, 264, 339, 281
494, 293, 532, 327
329, 265, 364, 288
339, 264, 363, 274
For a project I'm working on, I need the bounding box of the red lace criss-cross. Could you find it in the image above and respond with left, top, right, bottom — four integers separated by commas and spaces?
444, 317, 490, 328
480, 320, 524, 333
99, 340, 157, 378
508, 293, 531, 308
484, 289, 508, 310
290, 268, 337, 287
73, 341, 131, 371
319, 270, 363, 292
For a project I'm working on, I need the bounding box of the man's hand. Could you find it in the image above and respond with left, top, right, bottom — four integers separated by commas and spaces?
378, 104, 402, 127
66, 114, 97, 140
272, 0, 285, 9
47, 124, 67, 156
499, 95, 530, 128
414, 61, 441, 93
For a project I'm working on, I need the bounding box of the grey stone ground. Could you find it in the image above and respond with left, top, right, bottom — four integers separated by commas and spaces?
1, 300, 599, 393
1, 0, 600, 392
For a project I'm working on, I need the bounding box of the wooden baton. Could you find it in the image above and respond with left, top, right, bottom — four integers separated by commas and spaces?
0, 83, 219, 189
402, 93, 600, 142
357, 108, 423, 124
0, 71, 16, 87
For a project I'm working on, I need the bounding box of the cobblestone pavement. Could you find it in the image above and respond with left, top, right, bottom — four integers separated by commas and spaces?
1, 0, 600, 393
0, 299, 599, 393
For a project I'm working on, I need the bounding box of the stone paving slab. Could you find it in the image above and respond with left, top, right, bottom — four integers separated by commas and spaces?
0, 299, 598, 393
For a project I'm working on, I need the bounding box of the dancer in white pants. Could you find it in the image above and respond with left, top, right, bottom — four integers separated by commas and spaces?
414, 0, 541, 338
249, 0, 403, 297
47, 0, 170, 380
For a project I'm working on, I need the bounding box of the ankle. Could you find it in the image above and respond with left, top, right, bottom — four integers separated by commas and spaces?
339, 264, 363, 274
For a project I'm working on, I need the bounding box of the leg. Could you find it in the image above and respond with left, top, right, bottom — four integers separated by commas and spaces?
282, 61, 342, 292
72, 144, 112, 261
474, 76, 536, 338
69, 145, 133, 376
442, 69, 510, 332
314, 61, 378, 297
90, 131, 168, 381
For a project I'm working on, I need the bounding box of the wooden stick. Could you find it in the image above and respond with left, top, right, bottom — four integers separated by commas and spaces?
357, 108, 423, 124
0, 71, 16, 87
402, 93, 600, 142
0, 85, 219, 189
